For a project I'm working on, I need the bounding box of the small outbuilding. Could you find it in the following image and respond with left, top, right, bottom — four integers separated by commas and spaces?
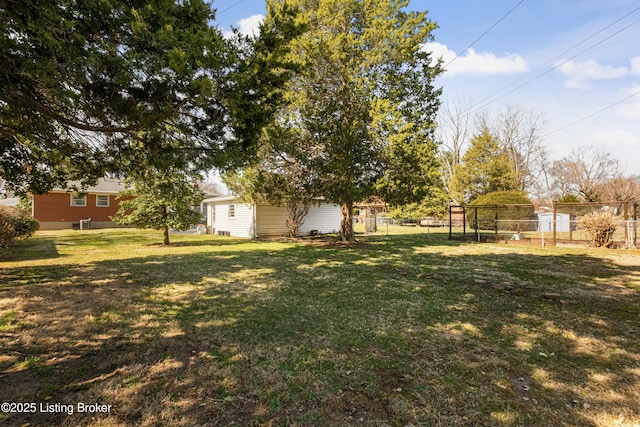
203, 195, 341, 239
536, 213, 576, 233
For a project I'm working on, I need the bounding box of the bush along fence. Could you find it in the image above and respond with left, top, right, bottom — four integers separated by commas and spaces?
449, 201, 639, 249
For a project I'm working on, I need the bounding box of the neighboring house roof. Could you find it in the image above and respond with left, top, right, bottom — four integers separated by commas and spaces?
202, 194, 334, 206
202, 194, 243, 204
201, 191, 222, 200
50, 178, 126, 194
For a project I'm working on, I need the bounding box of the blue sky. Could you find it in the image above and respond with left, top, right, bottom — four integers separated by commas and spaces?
211, 0, 640, 175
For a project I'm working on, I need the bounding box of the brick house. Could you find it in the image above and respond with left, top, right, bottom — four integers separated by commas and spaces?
32, 179, 127, 230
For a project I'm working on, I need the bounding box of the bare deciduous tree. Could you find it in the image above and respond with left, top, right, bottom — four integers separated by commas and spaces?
197, 176, 224, 196
550, 145, 619, 202
438, 104, 550, 204
597, 175, 640, 203
529, 151, 556, 204
483, 105, 548, 194
436, 101, 473, 205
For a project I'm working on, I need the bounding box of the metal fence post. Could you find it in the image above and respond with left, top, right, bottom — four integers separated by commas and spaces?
495, 205, 499, 243
475, 207, 479, 242
624, 202, 629, 244
553, 202, 557, 247
569, 205, 573, 242
634, 202, 638, 247
463, 206, 466, 238
449, 205, 452, 240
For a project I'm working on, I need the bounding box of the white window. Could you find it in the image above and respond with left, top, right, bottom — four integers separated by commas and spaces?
228, 204, 235, 219
70, 194, 87, 207
96, 195, 110, 207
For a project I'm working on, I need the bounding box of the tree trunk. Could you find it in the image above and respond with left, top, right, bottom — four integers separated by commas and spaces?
161, 205, 170, 245
286, 203, 310, 237
163, 225, 170, 246
339, 201, 355, 243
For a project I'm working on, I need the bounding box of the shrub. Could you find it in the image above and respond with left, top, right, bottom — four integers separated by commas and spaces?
0, 206, 40, 248
579, 211, 618, 248
467, 191, 534, 231
557, 193, 581, 203
388, 199, 449, 223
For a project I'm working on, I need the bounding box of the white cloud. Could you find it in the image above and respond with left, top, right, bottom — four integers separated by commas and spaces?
617, 102, 640, 120
616, 83, 640, 120
556, 57, 640, 89
223, 14, 264, 39
237, 14, 263, 37
570, 127, 640, 173
424, 42, 529, 77
590, 128, 640, 148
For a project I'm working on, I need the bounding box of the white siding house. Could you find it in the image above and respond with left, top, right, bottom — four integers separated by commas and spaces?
203, 195, 341, 238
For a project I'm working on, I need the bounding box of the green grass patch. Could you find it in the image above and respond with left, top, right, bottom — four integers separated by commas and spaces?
1, 227, 639, 426
0, 310, 20, 331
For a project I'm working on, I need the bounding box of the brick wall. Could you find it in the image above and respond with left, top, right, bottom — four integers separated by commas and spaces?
33, 193, 123, 223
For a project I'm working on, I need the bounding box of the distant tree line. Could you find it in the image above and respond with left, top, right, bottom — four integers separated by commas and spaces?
436, 102, 640, 209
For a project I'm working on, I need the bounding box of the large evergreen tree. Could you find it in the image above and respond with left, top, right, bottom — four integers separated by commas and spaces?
451, 127, 520, 204
255, 0, 442, 242
1, 0, 297, 194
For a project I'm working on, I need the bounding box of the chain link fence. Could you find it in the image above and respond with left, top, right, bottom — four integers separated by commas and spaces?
450, 202, 639, 249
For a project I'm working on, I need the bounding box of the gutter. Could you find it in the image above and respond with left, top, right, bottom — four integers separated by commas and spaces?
252, 204, 257, 239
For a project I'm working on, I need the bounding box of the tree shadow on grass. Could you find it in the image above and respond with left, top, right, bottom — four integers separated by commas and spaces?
412, 249, 640, 426
1, 235, 639, 426
0, 237, 60, 263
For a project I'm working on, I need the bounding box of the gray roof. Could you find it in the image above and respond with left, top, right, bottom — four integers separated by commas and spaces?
52, 178, 127, 194
202, 194, 241, 204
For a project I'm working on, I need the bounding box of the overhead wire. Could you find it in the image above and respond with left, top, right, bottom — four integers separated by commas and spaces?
465, 6, 640, 113
219, 1, 637, 138
217, 0, 247, 16
445, 0, 525, 69
543, 89, 640, 137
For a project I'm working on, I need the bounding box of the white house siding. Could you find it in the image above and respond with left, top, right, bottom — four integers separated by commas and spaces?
210, 202, 256, 239
204, 195, 341, 238
299, 203, 341, 235
255, 203, 341, 236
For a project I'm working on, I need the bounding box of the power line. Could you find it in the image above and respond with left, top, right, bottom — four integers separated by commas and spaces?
466, 6, 640, 113
445, 0, 525, 69
468, 16, 640, 113
217, 0, 247, 16
543, 89, 640, 138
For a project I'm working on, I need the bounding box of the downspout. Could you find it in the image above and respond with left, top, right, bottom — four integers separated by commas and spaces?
252, 203, 257, 239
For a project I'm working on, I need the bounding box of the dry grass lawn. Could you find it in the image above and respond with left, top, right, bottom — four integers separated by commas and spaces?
1, 227, 639, 426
